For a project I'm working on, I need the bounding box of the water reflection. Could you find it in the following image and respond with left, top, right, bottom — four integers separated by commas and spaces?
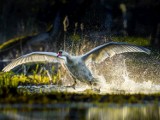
0, 103, 159, 120
87, 104, 160, 120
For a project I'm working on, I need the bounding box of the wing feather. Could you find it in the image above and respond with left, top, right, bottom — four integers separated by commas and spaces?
82, 42, 150, 63
2, 52, 65, 72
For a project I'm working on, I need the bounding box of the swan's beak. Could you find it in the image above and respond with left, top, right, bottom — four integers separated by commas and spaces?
57, 53, 61, 57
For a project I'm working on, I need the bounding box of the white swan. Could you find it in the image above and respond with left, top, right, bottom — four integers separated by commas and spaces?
2, 42, 150, 88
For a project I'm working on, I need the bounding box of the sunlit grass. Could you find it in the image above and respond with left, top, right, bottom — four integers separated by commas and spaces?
0, 71, 60, 87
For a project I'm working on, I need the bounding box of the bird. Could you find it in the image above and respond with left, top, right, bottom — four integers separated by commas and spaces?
2, 42, 150, 89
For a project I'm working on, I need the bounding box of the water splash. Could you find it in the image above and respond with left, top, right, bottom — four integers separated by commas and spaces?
91, 55, 160, 94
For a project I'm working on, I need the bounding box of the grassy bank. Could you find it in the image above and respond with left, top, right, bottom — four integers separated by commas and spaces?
1, 90, 160, 104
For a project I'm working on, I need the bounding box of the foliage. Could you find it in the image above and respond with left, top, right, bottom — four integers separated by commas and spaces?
1, 89, 160, 104
0, 36, 27, 50
70, 34, 81, 42
112, 36, 150, 46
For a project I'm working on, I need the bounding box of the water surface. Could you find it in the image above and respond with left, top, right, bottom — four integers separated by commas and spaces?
0, 102, 159, 120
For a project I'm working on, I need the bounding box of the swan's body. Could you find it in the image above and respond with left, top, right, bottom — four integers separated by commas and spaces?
2, 42, 150, 87
64, 55, 94, 85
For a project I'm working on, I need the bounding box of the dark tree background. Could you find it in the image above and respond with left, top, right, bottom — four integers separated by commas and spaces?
0, 0, 160, 47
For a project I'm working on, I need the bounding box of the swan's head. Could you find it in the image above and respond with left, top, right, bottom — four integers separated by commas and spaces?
57, 50, 68, 57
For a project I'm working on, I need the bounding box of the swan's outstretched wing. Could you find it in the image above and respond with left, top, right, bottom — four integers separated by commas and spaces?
82, 42, 150, 63
2, 52, 66, 72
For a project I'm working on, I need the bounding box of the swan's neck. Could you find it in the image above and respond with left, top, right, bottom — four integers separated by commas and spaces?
66, 54, 73, 64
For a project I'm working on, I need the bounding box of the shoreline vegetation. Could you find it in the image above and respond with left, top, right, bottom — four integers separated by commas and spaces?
1, 87, 160, 104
